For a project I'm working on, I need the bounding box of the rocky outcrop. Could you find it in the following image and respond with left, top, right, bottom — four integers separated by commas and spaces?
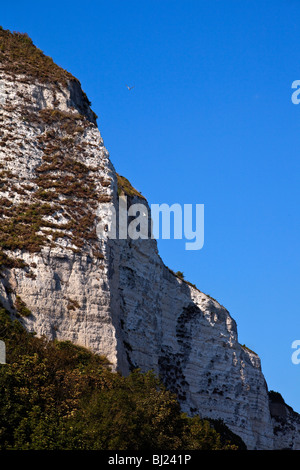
0, 29, 299, 449
269, 392, 300, 449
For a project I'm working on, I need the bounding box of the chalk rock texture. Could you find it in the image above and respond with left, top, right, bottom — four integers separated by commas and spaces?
0, 31, 299, 449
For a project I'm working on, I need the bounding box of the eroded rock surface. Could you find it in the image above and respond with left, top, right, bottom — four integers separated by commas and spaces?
0, 29, 299, 449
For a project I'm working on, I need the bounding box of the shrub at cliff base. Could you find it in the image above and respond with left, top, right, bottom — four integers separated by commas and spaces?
0, 307, 243, 450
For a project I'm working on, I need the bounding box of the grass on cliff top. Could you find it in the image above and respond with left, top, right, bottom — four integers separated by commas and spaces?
117, 174, 146, 200
0, 27, 76, 86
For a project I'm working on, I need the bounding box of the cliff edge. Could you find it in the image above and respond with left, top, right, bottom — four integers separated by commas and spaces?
0, 29, 299, 449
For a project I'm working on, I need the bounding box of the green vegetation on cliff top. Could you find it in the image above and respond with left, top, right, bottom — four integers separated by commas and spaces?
0, 27, 75, 85
117, 174, 146, 200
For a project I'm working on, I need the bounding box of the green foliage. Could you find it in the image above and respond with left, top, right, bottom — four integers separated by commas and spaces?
0, 107, 102, 259
117, 174, 145, 199
0, 251, 27, 269
0, 201, 54, 253
241, 344, 257, 356
0, 307, 242, 450
68, 370, 184, 450
0, 28, 75, 86
175, 271, 184, 279
14, 296, 31, 317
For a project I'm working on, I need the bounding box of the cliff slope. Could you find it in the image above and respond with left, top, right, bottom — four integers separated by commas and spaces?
0, 29, 299, 449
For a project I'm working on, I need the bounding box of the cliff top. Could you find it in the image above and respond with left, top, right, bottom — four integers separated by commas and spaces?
0, 27, 77, 86
117, 174, 146, 200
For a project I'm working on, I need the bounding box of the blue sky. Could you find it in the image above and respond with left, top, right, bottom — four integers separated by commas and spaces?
2, 0, 300, 412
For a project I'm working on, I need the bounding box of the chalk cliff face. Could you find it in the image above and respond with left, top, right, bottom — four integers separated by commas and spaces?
0, 30, 299, 450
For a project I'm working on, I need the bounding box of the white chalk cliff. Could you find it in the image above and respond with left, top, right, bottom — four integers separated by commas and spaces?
0, 30, 299, 450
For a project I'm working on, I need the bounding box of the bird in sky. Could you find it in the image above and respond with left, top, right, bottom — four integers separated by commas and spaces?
126, 84, 135, 90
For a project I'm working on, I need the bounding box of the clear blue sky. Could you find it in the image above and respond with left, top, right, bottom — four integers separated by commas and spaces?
2, 0, 300, 412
